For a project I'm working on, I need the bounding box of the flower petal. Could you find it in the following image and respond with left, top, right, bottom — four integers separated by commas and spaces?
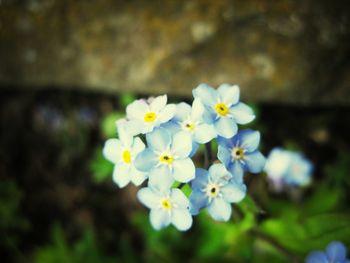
172, 158, 195, 183
191, 168, 209, 191
171, 208, 193, 231
228, 161, 244, 183
146, 128, 171, 152
150, 209, 171, 230
171, 188, 189, 208
208, 198, 232, 221
117, 124, 133, 148
137, 187, 159, 209
305, 251, 328, 263
191, 98, 205, 121
174, 102, 191, 121
126, 99, 149, 120
230, 102, 255, 124
192, 83, 218, 107
208, 163, 231, 183
130, 165, 147, 186
244, 151, 266, 173
150, 95, 167, 112
103, 139, 123, 163
132, 137, 145, 155
326, 241, 347, 261
217, 146, 232, 168
158, 104, 176, 123
171, 131, 192, 158
221, 181, 246, 203
148, 165, 174, 191
236, 129, 260, 152
194, 123, 217, 144
217, 84, 240, 106
112, 164, 131, 188
215, 117, 237, 138
134, 148, 158, 172
189, 190, 208, 215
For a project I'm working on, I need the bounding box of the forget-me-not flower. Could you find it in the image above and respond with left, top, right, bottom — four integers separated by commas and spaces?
125, 95, 176, 135
137, 185, 193, 231
193, 83, 255, 138
103, 126, 146, 187
189, 164, 246, 221
135, 128, 195, 189
306, 241, 350, 263
217, 129, 266, 182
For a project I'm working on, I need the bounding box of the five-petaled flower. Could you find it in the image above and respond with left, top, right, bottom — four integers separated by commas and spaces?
306, 241, 350, 263
189, 163, 246, 221
217, 129, 266, 183
193, 83, 255, 138
137, 185, 193, 231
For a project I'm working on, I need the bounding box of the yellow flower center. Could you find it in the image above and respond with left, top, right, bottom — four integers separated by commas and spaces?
206, 183, 219, 198
214, 103, 229, 116
144, 112, 157, 123
161, 198, 172, 210
184, 122, 196, 132
122, 150, 132, 163
232, 147, 244, 160
159, 154, 174, 165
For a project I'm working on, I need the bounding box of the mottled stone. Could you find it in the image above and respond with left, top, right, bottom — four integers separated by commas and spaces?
0, 0, 349, 104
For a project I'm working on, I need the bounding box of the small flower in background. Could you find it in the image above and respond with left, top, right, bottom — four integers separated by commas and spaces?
125, 94, 176, 135
135, 128, 195, 189
189, 163, 246, 221
217, 129, 266, 183
264, 148, 313, 191
137, 185, 193, 231
306, 241, 350, 263
193, 83, 255, 138
102, 125, 146, 187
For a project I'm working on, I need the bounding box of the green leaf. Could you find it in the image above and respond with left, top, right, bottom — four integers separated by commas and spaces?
101, 112, 124, 138
89, 148, 113, 183
119, 93, 136, 108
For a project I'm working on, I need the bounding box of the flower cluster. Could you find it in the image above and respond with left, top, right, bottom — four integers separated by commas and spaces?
264, 147, 313, 191
103, 84, 266, 231
306, 241, 350, 263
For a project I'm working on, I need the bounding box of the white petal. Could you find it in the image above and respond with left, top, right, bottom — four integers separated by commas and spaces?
124, 119, 144, 136
174, 102, 191, 121
137, 187, 160, 209
132, 137, 145, 155
192, 83, 218, 107
172, 158, 195, 183
150, 209, 171, 230
170, 188, 189, 208
215, 117, 237, 138
148, 165, 174, 191
130, 165, 147, 186
208, 163, 231, 183
217, 84, 240, 106
126, 100, 149, 120
117, 124, 133, 148
158, 104, 176, 123
194, 123, 217, 144
146, 128, 171, 152
150, 95, 167, 112
102, 139, 123, 163
221, 182, 246, 203
112, 164, 131, 188
171, 131, 192, 158
191, 98, 205, 121
171, 208, 193, 231
208, 198, 232, 221
236, 129, 260, 152
230, 102, 255, 124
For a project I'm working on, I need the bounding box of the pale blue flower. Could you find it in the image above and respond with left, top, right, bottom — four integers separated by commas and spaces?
137, 186, 193, 231
189, 164, 246, 221
192, 83, 255, 138
217, 129, 266, 183
135, 128, 195, 189
306, 241, 350, 263
103, 126, 146, 188
125, 95, 176, 135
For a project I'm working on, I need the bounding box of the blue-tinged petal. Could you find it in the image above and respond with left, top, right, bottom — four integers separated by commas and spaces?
112, 164, 131, 188
103, 139, 123, 163
189, 190, 208, 215
202, 105, 216, 124
134, 148, 158, 172
237, 129, 260, 152
130, 165, 147, 186
215, 117, 237, 139
221, 181, 246, 203
137, 187, 159, 209
326, 241, 347, 261
194, 123, 216, 144
150, 95, 167, 112
150, 209, 171, 230
126, 99, 149, 120
306, 251, 328, 263
217, 146, 232, 168
217, 84, 240, 106
172, 158, 195, 183
244, 151, 266, 173
230, 102, 255, 124
191, 98, 205, 121
158, 104, 176, 123
207, 198, 232, 221
191, 168, 209, 191
174, 102, 191, 121
228, 161, 244, 183
171, 131, 192, 158
208, 163, 231, 183
189, 142, 199, 157
132, 137, 145, 155
171, 208, 193, 231
148, 165, 174, 191
171, 188, 189, 208
217, 136, 235, 149
192, 83, 218, 107
146, 128, 171, 152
